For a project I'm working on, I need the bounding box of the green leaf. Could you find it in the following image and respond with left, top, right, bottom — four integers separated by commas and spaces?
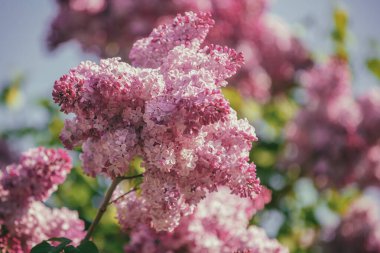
0, 74, 24, 108
37, 98, 60, 115
333, 8, 348, 43
48, 237, 72, 244
48, 116, 64, 140
77, 241, 99, 253
31, 241, 54, 253
64, 246, 80, 253
48, 237, 72, 253
331, 7, 349, 60
367, 58, 380, 80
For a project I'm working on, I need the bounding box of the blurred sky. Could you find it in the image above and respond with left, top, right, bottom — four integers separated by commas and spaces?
0, 0, 379, 131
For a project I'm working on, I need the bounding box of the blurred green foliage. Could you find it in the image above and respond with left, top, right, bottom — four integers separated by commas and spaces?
332, 7, 349, 61
31, 237, 99, 253
367, 58, 380, 80
0, 74, 23, 108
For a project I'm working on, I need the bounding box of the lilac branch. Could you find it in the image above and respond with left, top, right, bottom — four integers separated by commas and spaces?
108, 187, 137, 206
82, 177, 122, 242
82, 173, 144, 242
120, 174, 144, 180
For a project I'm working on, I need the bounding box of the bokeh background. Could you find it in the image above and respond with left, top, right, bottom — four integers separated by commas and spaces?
1, 1, 380, 253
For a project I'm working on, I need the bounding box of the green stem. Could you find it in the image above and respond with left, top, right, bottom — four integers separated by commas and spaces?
82, 177, 122, 242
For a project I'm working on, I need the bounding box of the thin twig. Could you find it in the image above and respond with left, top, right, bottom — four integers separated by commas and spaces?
108, 187, 137, 206
81, 174, 144, 242
120, 174, 144, 180
82, 177, 123, 242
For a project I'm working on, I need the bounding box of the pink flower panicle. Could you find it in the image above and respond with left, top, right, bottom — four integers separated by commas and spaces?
285, 58, 380, 188
0, 147, 72, 220
48, 0, 311, 102
1, 202, 85, 253
358, 90, 380, 144
121, 187, 287, 253
129, 12, 215, 68
301, 58, 352, 105
69, 0, 106, 13
0, 234, 23, 253
54, 11, 262, 231
325, 197, 380, 253
0, 147, 85, 253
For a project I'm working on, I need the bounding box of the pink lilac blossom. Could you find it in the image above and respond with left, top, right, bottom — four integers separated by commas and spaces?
284, 59, 365, 188
119, 187, 287, 253
53, 12, 262, 231
358, 89, 380, 145
0, 147, 85, 253
0, 147, 72, 221
325, 197, 380, 253
1, 202, 85, 253
0, 234, 23, 253
284, 59, 380, 188
355, 89, 380, 187
48, 0, 311, 102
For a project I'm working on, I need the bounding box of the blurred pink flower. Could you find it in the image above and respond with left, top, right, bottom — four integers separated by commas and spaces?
48, 0, 311, 102
325, 197, 380, 253
1, 202, 85, 252
0, 147, 72, 220
284, 58, 380, 189
358, 90, 380, 144
0, 147, 85, 252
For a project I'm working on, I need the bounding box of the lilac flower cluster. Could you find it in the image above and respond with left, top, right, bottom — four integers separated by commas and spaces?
53, 11, 262, 231
0, 147, 71, 220
1, 202, 84, 253
118, 187, 287, 253
0, 147, 85, 252
285, 58, 380, 188
48, 0, 311, 102
325, 197, 380, 253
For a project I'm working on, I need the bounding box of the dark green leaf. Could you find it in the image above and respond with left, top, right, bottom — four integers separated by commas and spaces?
30, 241, 54, 253
48, 237, 72, 244
77, 241, 99, 253
64, 246, 80, 253
48, 237, 72, 253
